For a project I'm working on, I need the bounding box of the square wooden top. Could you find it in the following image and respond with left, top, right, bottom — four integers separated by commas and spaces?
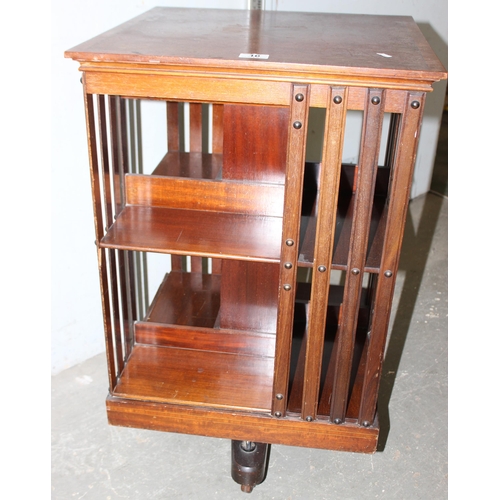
65, 7, 446, 86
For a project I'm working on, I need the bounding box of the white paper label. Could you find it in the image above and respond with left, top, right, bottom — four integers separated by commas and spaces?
239, 53, 269, 60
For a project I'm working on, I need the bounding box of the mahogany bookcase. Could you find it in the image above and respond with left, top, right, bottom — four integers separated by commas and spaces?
65, 7, 447, 492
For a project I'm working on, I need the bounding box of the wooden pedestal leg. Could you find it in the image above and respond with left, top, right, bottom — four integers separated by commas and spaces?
231, 440, 270, 493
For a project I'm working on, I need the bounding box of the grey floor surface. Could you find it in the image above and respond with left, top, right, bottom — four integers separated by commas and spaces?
51, 190, 447, 500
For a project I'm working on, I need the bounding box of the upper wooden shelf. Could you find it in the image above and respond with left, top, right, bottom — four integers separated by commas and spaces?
65, 7, 447, 91
101, 206, 283, 263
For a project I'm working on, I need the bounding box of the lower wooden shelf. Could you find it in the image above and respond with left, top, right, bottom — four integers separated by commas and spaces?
113, 343, 274, 412
106, 267, 378, 453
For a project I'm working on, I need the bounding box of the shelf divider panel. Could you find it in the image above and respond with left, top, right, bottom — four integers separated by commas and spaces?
125, 174, 285, 217
135, 322, 276, 358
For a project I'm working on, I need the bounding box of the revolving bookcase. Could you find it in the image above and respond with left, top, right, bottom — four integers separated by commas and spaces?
65, 7, 447, 492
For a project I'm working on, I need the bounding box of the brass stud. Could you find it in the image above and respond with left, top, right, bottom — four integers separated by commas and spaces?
411, 100, 420, 109
384, 270, 393, 278
305, 416, 313, 422
318, 265, 327, 273
351, 268, 360, 276
283, 284, 292, 291
371, 96, 381, 105
284, 262, 293, 269
333, 418, 342, 425
276, 393, 284, 400
362, 421, 371, 427
295, 93, 304, 102
293, 121, 302, 129
285, 239, 294, 246
333, 95, 343, 104
274, 411, 282, 418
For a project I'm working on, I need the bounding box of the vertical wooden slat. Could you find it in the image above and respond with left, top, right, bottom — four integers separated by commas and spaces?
124, 249, 138, 355
210, 103, 224, 275
83, 86, 117, 390
167, 101, 180, 151
120, 98, 138, 357
211, 258, 222, 275
190, 256, 203, 273
301, 87, 347, 420
109, 96, 123, 214
97, 95, 113, 230
171, 255, 184, 271
97, 95, 125, 375
127, 101, 148, 319
107, 95, 125, 373
189, 102, 203, 272
357, 91, 426, 426
330, 88, 386, 423
136, 252, 149, 319
169, 102, 201, 271
189, 102, 203, 153
112, 97, 133, 360
212, 104, 224, 154
272, 83, 310, 418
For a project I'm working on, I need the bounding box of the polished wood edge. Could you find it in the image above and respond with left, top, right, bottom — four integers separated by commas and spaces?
66, 58, 446, 91
106, 396, 379, 453
99, 205, 283, 263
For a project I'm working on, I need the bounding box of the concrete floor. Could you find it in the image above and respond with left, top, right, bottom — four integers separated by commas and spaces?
52, 115, 448, 499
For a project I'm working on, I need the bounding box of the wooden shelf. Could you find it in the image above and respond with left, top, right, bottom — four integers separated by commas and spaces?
101, 206, 282, 262
151, 151, 222, 179
113, 344, 274, 413
114, 266, 277, 412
